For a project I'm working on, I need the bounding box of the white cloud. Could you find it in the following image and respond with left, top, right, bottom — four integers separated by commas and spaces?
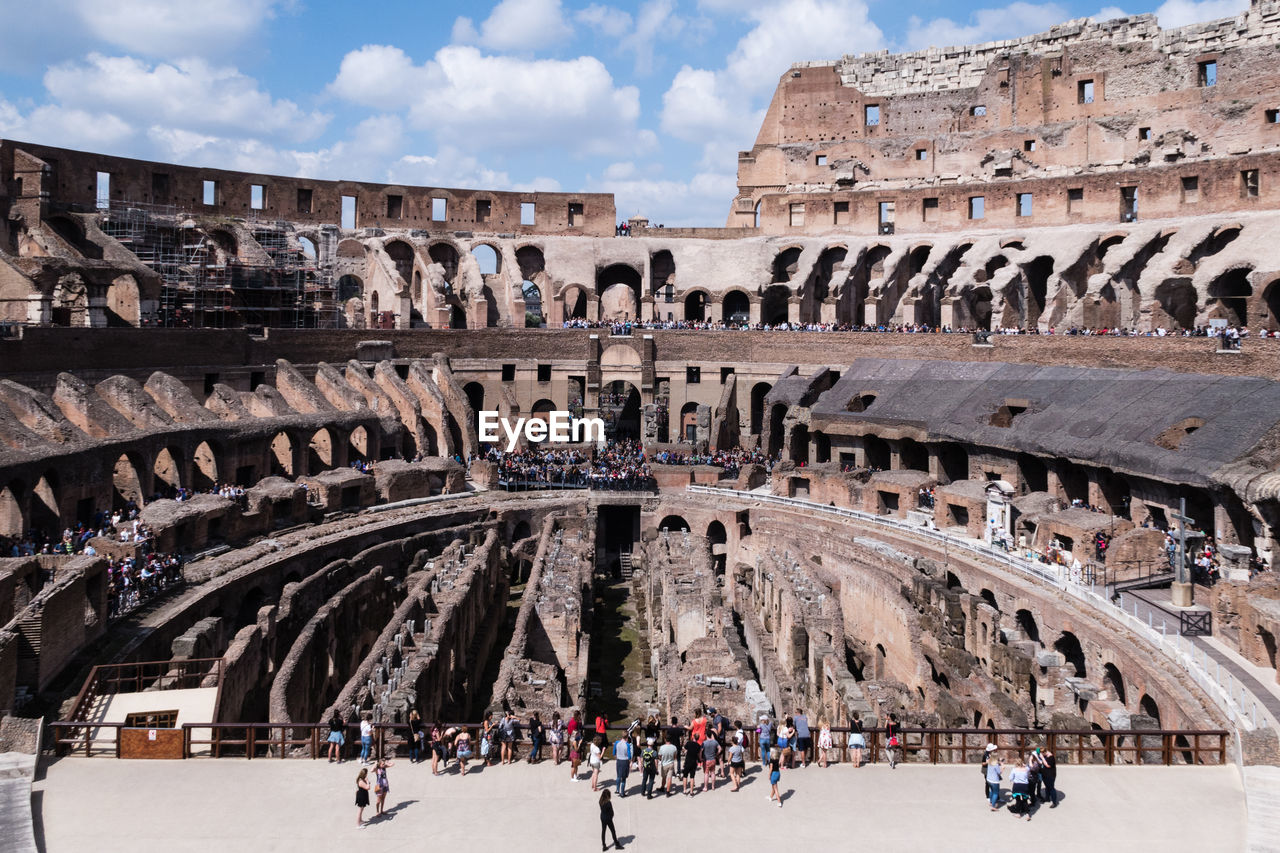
1152, 0, 1248, 27
75, 0, 283, 59
331, 44, 643, 156
43, 54, 328, 144
586, 167, 738, 227
661, 66, 753, 143
576, 4, 634, 38
905, 3, 1070, 51
1091, 6, 1129, 20
453, 0, 574, 52
0, 99, 136, 150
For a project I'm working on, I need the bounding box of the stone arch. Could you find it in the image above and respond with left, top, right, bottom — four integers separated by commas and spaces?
1054, 631, 1087, 678
864, 434, 891, 470
602, 380, 642, 441
678, 401, 699, 442
761, 284, 791, 325
1206, 266, 1253, 326
516, 245, 545, 281
650, 250, 675, 299
767, 403, 787, 457
658, 514, 690, 532
531, 399, 556, 421
297, 235, 317, 260
562, 285, 588, 320
522, 280, 544, 327
1103, 662, 1127, 706
337, 239, 366, 259
597, 264, 642, 320
805, 245, 847, 322
1262, 277, 1280, 331
308, 428, 335, 473
0, 479, 26, 537
771, 246, 803, 282
471, 244, 500, 276
722, 289, 750, 325
337, 275, 363, 303
1153, 279, 1197, 329
106, 275, 140, 327
428, 242, 460, 284
206, 227, 239, 262
349, 425, 370, 462
706, 519, 727, 573
270, 432, 295, 476
30, 471, 60, 534
684, 290, 707, 322
193, 441, 219, 490
1138, 693, 1161, 724
111, 452, 146, 509
750, 382, 772, 436
1186, 224, 1241, 268
789, 423, 809, 464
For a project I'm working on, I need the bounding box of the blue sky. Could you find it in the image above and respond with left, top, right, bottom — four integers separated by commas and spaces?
0, 0, 1251, 226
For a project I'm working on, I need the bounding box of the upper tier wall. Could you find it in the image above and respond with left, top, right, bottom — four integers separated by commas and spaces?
0, 140, 616, 237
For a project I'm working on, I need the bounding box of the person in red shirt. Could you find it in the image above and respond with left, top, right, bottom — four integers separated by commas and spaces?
690, 710, 707, 745
595, 713, 609, 740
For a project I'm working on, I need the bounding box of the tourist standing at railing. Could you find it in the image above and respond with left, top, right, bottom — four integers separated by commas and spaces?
359, 713, 373, 763
529, 712, 545, 763
681, 733, 700, 794
848, 713, 866, 767
658, 735, 678, 795
793, 709, 811, 768
701, 732, 720, 792
354, 767, 371, 828
455, 728, 473, 775
613, 732, 634, 796
599, 789, 623, 850
981, 743, 998, 800
430, 722, 446, 775
985, 753, 1004, 810
640, 737, 658, 798
326, 711, 345, 762
816, 718, 832, 768
408, 710, 423, 763
550, 712, 565, 765
757, 715, 773, 766
569, 727, 585, 780
589, 735, 605, 790
883, 713, 901, 769
1034, 747, 1058, 807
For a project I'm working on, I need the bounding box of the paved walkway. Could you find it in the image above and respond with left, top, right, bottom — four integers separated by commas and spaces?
33, 757, 1248, 852
0, 753, 37, 853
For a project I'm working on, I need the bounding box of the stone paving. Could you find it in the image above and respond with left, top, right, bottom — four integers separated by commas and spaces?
32, 756, 1248, 852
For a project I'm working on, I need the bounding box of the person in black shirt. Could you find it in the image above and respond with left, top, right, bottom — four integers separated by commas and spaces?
599, 789, 623, 850
666, 716, 685, 750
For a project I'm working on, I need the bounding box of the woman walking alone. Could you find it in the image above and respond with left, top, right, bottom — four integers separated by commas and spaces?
768, 746, 783, 807
589, 735, 605, 791
354, 767, 371, 828
599, 789, 623, 850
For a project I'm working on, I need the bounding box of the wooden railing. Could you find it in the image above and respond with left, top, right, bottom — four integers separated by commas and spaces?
50, 721, 1227, 765
52, 657, 225, 757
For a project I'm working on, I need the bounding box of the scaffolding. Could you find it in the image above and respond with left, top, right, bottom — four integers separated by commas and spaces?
99, 201, 336, 329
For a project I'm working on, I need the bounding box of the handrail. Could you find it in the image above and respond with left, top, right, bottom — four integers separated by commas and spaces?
685, 485, 1272, 733
48, 720, 1226, 765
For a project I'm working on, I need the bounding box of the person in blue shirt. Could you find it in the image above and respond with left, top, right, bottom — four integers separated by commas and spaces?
613, 734, 633, 796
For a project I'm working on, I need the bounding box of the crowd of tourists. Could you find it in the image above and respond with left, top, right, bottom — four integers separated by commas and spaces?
557, 317, 1275, 339
648, 447, 774, 477
106, 551, 184, 618
981, 745, 1058, 819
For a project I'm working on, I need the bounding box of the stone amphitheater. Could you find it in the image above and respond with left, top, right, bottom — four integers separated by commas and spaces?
3, 4, 1280, 852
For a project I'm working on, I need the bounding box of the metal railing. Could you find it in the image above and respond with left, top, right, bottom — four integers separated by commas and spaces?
52, 721, 1226, 766
686, 485, 1273, 733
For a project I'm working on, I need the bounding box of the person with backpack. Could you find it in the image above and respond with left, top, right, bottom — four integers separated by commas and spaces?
640, 737, 659, 798
883, 712, 901, 769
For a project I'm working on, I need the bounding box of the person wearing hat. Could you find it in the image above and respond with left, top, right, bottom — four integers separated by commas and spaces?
982, 743, 998, 802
